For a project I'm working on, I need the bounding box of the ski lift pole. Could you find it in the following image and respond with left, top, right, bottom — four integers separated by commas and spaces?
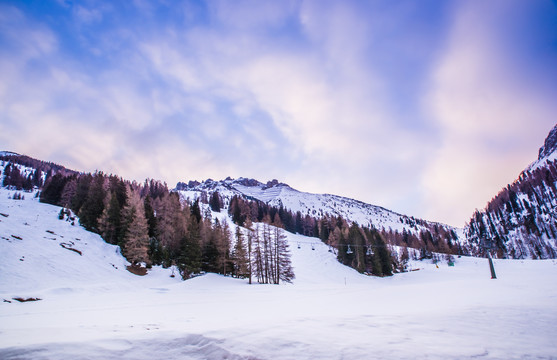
482, 238, 497, 279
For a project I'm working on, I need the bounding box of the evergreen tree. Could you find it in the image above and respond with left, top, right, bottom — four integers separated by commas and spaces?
40, 173, 70, 205
209, 191, 221, 212
232, 226, 249, 278
177, 218, 203, 279
98, 192, 122, 245
78, 174, 106, 232
120, 187, 150, 265
191, 199, 202, 223
273, 225, 294, 283
144, 195, 157, 238
155, 192, 186, 257
72, 174, 92, 214
245, 218, 254, 284
60, 177, 77, 208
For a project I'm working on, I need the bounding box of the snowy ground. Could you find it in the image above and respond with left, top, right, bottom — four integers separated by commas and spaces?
1, 189, 557, 359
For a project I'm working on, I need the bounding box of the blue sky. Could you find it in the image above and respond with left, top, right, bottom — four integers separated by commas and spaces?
1, 0, 557, 227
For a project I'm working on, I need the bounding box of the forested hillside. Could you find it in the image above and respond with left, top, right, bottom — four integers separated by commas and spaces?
466, 125, 557, 259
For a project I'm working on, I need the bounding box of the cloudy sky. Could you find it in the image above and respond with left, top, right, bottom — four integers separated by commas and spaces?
1, 0, 556, 227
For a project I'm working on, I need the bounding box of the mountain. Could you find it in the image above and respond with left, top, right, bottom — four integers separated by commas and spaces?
466, 124, 557, 259
176, 177, 465, 254
528, 124, 557, 171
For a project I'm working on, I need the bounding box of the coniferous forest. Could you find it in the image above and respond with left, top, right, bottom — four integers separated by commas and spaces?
1, 153, 467, 280
34, 166, 295, 283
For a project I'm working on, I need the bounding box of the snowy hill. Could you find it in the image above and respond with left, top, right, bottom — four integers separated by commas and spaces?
176, 178, 461, 238
1, 188, 557, 359
0, 178, 368, 297
0, 187, 156, 300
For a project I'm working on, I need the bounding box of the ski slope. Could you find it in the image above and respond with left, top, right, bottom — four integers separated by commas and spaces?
1, 188, 557, 359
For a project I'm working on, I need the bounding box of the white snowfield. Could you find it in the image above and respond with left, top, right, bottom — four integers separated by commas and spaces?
1, 188, 557, 359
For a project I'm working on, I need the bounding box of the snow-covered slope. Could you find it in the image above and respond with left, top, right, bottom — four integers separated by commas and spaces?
1, 173, 557, 358
1, 193, 556, 359
177, 178, 460, 237
0, 188, 150, 299
466, 124, 557, 259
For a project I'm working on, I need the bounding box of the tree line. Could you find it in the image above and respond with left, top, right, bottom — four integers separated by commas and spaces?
223, 193, 467, 276
1, 162, 43, 190
39, 171, 294, 282
467, 159, 557, 259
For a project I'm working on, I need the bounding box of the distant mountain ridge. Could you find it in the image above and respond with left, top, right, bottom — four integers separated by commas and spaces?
176, 176, 463, 240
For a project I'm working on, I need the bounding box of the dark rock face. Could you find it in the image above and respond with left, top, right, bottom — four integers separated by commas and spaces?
234, 178, 260, 187
538, 124, 557, 160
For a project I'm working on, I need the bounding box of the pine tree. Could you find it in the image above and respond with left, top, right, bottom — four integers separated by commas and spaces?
78, 174, 106, 232
40, 173, 70, 205
209, 191, 221, 212
220, 220, 232, 275
245, 218, 254, 284
143, 195, 157, 238
232, 226, 249, 278
155, 192, 186, 257
121, 187, 150, 265
60, 177, 77, 208
273, 225, 294, 283
177, 217, 203, 279
252, 224, 264, 283
98, 191, 122, 245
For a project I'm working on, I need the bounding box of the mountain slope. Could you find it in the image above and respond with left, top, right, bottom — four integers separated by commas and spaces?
0, 187, 132, 299
176, 178, 463, 241
466, 124, 557, 259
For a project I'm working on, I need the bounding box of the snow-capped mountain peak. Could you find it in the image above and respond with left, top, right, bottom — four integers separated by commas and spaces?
528, 124, 557, 172
538, 124, 557, 160
176, 177, 461, 238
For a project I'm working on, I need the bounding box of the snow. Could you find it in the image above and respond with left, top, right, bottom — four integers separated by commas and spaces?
1, 188, 557, 359
177, 179, 462, 239
0, 151, 19, 157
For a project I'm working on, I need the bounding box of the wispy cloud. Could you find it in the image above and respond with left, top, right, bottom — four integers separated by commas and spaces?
0, 0, 556, 227
423, 0, 557, 225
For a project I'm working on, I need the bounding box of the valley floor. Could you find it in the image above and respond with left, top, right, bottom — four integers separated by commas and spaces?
1, 191, 557, 359
2, 257, 557, 359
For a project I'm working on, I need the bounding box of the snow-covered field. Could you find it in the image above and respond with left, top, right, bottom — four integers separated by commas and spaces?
1, 189, 557, 359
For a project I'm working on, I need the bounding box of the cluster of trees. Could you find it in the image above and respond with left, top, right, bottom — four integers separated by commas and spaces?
228, 195, 322, 237
382, 226, 463, 258
225, 192, 468, 275
1, 154, 76, 191
240, 218, 295, 284
329, 221, 394, 276
226, 195, 393, 276
39, 171, 295, 282
467, 159, 557, 259
10, 192, 26, 200
1, 162, 43, 190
